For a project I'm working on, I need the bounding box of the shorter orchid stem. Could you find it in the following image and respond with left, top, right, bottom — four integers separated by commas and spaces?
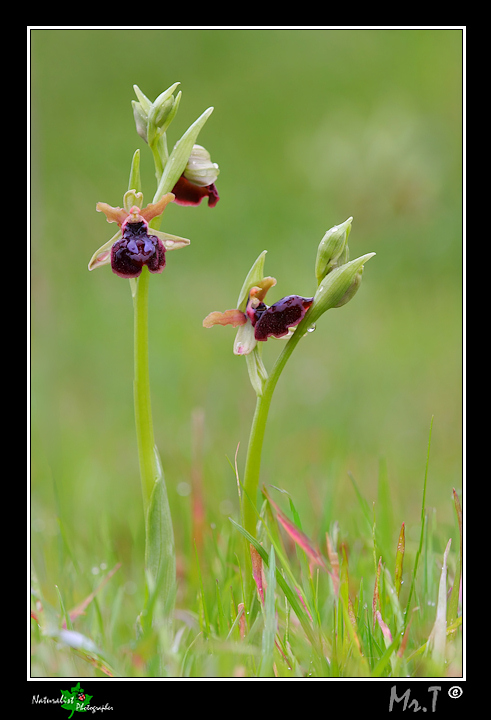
242, 325, 305, 541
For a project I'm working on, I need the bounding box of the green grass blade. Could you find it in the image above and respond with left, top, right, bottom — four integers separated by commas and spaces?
430, 538, 452, 669
377, 457, 394, 559
229, 518, 317, 648
259, 546, 277, 677
404, 416, 433, 627
394, 522, 405, 597
194, 541, 210, 638
215, 580, 228, 638
447, 489, 462, 626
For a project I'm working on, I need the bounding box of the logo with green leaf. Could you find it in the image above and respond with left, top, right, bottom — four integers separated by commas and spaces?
60, 682, 92, 717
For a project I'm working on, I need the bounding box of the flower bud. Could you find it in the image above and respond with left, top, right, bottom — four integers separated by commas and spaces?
153, 86, 180, 126
183, 145, 219, 187
132, 83, 181, 146
132, 101, 148, 141
314, 217, 353, 285
333, 266, 363, 307
308, 252, 375, 325
148, 86, 181, 146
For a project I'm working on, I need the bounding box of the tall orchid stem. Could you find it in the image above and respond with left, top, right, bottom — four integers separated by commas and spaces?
242, 322, 307, 541
133, 266, 156, 513
133, 265, 176, 613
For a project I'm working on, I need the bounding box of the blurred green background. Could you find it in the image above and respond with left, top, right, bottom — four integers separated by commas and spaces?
31, 29, 462, 602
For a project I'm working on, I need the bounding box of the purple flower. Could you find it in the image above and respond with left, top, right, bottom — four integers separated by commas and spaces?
204, 280, 313, 355
89, 191, 190, 278
247, 294, 314, 342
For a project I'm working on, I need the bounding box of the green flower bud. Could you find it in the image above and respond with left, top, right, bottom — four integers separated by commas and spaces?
315, 217, 353, 285
147, 84, 181, 146
308, 252, 375, 325
132, 83, 181, 146
333, 265, 363, 307
153, 85, 180, 123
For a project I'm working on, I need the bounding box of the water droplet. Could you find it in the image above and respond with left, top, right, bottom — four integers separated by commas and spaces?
307, 324, 316, 333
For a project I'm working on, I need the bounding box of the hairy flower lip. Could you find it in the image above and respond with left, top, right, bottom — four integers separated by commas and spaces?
110, 221, 166, 279
252, 295, 314, 341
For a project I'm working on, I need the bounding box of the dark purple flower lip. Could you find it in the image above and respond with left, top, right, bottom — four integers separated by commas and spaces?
171, 175, 220, 207
248, 295, 314, 341
111, 221, 166, 278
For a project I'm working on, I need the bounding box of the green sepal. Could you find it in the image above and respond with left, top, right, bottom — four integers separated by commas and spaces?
87, 229, 121, 271
246, 344, 269, 396
127, 149, 142, 194
236, 250, 267, 312
133, 84, 152, 113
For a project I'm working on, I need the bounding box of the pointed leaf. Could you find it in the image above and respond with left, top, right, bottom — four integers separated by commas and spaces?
265, 490, 327, 570
145, 450, 176, 596
153, 106, 214, 202
430, 538, 452, 666
250, 544, 265, 604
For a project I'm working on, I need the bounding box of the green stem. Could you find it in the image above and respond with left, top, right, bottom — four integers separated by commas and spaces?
133, 266, 157, 513
150, 137, 165, 195
132, 135, 167, 512
133, 265, 176, 619
242, 325, 305, 539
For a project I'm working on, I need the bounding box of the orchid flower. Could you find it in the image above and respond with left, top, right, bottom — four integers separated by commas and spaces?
88, 189, 190, 278
172, 145, 220, 208
203, 252, 312, 356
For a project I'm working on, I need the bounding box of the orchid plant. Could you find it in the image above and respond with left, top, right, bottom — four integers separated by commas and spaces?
204, 218, 375, 573
88, 83, 219, 627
